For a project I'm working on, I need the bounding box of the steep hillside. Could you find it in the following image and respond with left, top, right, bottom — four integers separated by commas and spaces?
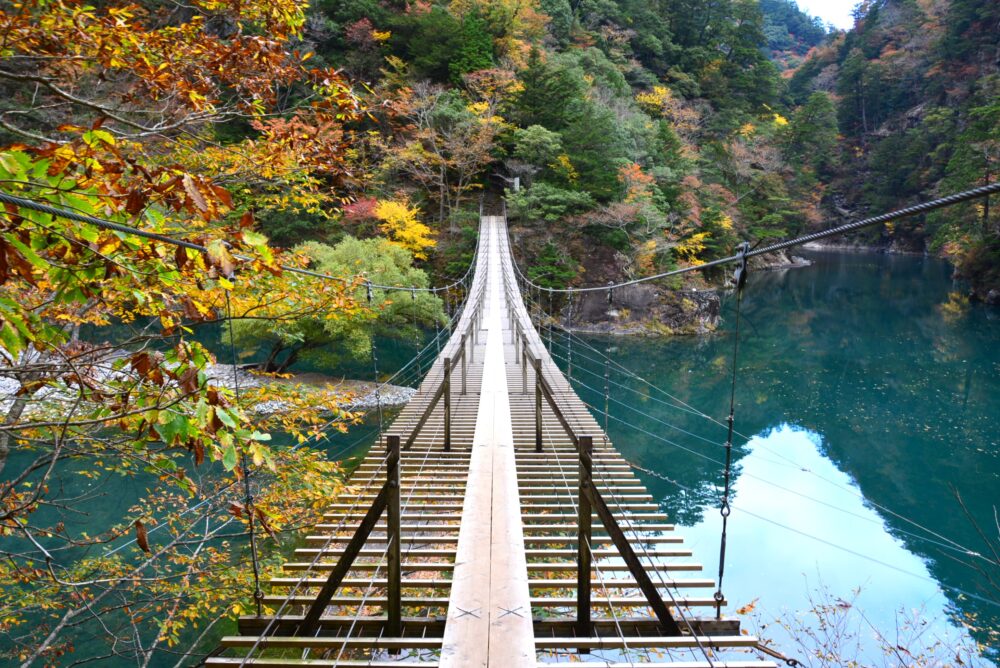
276, 0, 846, 332
789, 0, 1000, 300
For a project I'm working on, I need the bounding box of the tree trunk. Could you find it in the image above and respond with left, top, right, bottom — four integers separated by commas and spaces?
259, 342, 286, 373
0, 393, 31, 478
272, 347, 302, 374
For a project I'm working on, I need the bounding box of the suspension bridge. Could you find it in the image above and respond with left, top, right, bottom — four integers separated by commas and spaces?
2, 180, 997, 665
204, 214, 777, 667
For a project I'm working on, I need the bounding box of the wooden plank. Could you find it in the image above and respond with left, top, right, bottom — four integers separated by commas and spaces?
220, 215, 759, 667
533, 635, 760, 649
440, 217, 534, 668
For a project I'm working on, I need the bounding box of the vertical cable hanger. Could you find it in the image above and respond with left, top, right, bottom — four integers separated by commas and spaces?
366, 281, 385, 448
603, 346, 611, 437
565, 296, 573, 381
411, 289, 423, 381
224, 286, 264, 617
546, 288, 553, 352
715, 241, 750, 621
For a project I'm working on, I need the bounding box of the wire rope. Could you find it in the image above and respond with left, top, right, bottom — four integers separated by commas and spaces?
508, 181, 1000, 294
0, 191, 480, 294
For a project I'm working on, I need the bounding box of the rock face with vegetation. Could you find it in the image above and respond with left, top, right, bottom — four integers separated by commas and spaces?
787, 0, 999, 298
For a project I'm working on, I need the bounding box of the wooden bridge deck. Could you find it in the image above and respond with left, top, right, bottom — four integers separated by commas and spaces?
208, 217, 775, 667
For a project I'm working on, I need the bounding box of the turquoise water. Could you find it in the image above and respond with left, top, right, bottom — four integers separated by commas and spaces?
7, 250, 998, 664
550, 250, 999, 664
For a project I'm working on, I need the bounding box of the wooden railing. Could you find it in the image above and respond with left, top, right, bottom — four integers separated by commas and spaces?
296, 219, 490, 637
497, 218, 683, 637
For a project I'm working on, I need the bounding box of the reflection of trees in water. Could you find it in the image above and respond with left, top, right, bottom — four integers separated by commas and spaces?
572, 250, 1000, 658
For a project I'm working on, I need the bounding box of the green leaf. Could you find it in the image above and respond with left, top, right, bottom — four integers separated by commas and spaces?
215, 406, 237, 429
222, 443, 238, 471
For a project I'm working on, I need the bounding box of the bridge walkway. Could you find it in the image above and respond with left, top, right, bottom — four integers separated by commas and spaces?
208, 216, 775, 668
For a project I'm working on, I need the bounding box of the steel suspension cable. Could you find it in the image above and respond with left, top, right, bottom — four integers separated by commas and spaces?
539, 415, 635, 667
499, 236, 716, 665
622, 456, 1000, 610
551, 332, 989, 561
0, 191, 478, 294
330, 417, 444, 665
225, 288, 264, 617
239, 271, 485, 663
556, 365, 991, 562
509, 181, 1000, 294
714, 244, 748, 621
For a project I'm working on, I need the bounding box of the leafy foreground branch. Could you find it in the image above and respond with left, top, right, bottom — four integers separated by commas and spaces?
0, 0, 400, 662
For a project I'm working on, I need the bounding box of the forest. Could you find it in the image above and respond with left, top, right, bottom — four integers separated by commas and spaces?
0, 0, 997, 664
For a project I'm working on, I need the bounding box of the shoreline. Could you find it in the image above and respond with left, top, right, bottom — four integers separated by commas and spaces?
0, 362, 415, 422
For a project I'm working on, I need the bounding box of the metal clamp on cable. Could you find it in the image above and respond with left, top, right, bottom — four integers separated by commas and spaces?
733, 240, 750, 293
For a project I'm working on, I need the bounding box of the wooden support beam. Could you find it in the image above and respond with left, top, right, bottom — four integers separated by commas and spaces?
297, 471, 391, 637
583, 478, 682, 636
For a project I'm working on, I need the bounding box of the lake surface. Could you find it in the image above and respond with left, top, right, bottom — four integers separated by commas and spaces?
539, 250, 999, 664
9, 250, 998, 665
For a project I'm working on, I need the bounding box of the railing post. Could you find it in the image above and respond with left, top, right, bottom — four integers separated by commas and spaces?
534, 356, 543, 452
386, 435, 401, 638
514, 325, 520, 364
521, 339, 527, 394
461, 334, 467, 396
443, 358, 451, 452
577, 435, 593, 640
469, 322, 475, 364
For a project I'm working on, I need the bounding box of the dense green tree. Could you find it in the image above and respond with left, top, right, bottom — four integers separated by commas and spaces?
511, 47, 587, 130
539, 0, 574, 44
940, 86, 1000, 237
783, 92, 839, 176
449, 12, 494, 83
513, 125, 564, 167
506, 182, 596, 222
560, 101, 629, 199
759, 0, 827, 55
526, 241, 578, 288
394, 6, 463, 82
229, 238, 445, 373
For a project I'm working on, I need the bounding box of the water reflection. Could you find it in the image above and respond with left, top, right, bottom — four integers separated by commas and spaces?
561, 250, 999, 664
686, 425, 976, 661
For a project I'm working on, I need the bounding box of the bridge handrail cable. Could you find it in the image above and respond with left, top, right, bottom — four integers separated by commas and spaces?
506, 181, 1000, 294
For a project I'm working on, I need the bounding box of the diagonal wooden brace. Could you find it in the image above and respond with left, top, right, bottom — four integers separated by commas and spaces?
297, 444, 399, 638
582, 477, 682, 636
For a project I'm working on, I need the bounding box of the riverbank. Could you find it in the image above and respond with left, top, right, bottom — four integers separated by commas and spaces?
0, 361, 415, 422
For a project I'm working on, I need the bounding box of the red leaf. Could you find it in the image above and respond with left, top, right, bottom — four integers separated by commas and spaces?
255, 507, 277, 540
175, 245, 188, 270
212, 185, 234, 210
182, 174, 208, 213
228, 501, 245, 519
125, 189, 147, 216
134, 520, 150, 553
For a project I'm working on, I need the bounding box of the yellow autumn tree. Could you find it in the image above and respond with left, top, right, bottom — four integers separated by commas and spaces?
374, 199, 437, 259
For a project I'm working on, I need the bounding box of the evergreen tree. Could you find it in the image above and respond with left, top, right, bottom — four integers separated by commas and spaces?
449, 12, 494, 83
511, 47, 586, 130
784, 92, 839, 177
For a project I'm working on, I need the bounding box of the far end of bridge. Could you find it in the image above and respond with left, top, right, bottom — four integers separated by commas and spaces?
208, 215, 777, 668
